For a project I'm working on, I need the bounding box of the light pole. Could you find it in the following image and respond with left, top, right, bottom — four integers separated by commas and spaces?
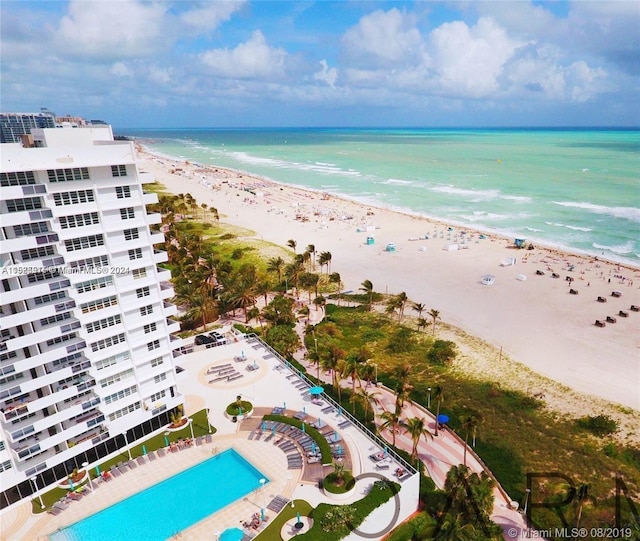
522, 488, 531, 515
189, 418, 195, 441
287, 473, 295, 508
30, 475, 44, 509
314, 337, 319, 381
122, 431, 132, 461
427, 387, 431, 409
82, 461, 93, 492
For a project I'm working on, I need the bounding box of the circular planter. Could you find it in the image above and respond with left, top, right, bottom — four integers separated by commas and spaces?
57, 470, 88, 489
165, 417, 190, 433
224, 402, 253, 421
322, 473, 357, 501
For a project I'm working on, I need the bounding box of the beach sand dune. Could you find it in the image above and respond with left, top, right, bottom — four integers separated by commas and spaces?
138, 149, 640, 411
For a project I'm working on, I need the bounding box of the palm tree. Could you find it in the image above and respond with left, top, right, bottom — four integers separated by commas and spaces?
286, 239, 297, 253
267, 257, 285, 284
417, 317, 428, 333
572, 483, 595, 534
393, 364, 412, 416
285, 259, 305, 297
356, 387, 381, 424
343, 354, 362, 412
396, 292, 408, 321
432, 513, 477, 541
306, 244, 316, 269
429, 308, 441, 336
313, 295, 326, 313
322, 345, 345, 400
434, 385, 444, 437
403, 416, 433, 463
461, 415, 480, 466
412, 302, 426, 319
379, 409, 401, 447
200, 203, 208, 217
318, 251, 332, 274
360, 279, 374, 310
329, 272, 342, 303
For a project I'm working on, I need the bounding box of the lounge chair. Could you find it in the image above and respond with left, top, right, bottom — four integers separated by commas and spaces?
68, 492, 83, 501
157, 448, 166, 458
369, 451, 386, 462
109, 465, 121, 477
48, 507, 63, 516
53, 500, 69, 511
148, 451, 157, 461
375, 462, 390, 470
205, 434, 212, 444
136, 456, 146, 466
128, 459, 138, 469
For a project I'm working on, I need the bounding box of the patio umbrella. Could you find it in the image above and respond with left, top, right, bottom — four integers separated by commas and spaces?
95, 465, 101, 477
164, 435, 169, 447
261, 421, 267, 431
261, 508, 265, 522
437, 414, 449, 424
337, 407, 342, 417
283, 402, 286, 410
68, 478, 74, 491
241, 351, 245, 358
220, 527, 243, 541
272, 425, 276, 435
301, 423, 306, 433
303, 406, 306, 413
296, 512, 302, 525
384, 446, 388, 457
142, 445, 147, 456
337, 444, 343, 456
309, 386, 323, 395
311, 442, 317, 454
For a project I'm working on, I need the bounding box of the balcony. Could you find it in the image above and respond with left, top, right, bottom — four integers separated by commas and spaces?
146, 212, 162, 225
153, 249, 168, 264
166, 318, 180, 334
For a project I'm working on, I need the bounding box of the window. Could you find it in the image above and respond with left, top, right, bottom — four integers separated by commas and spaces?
143, 322, 157, 334
115, 185, 131, 198
140, 305, 153, 317
53, 190, 95, 206
153, 372, 167, 384
149, 389, 166, 402
47, 167, 89, 183
6, 197, 42, 212
99, 369, 132, 388
123, 228, 139, 240
80, 295, 118, 314
150, 356, 163, 368
76, 275, 113, 294
40, 312, 72, 327
86, 315, 121, 333
120, 207, 135, 220
69, 255, 109, 271
46, 332, 77, 347
132, 267, 147, 280
90, 332, 126, 352
59, 212, 99, 229
21, 246, 55, 261
64, 234, 104, 252
0, 460, 12, 473
108, 402, 140, 421
95, 351, 130, 371
128, 248, 142, 260
104, 385, 137, 404
13, 222, 48, 237
33, 291, 66, 305
27, 269, 60, 283
111, 165, 128, 177
136, 286, 150, 298
1, 171, 36, 186
147, 340, 160, 351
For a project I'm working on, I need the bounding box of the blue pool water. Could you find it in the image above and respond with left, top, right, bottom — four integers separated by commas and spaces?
50, 449, 267, 541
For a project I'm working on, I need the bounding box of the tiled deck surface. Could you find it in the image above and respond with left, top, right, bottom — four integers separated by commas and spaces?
2, 337, 416, 541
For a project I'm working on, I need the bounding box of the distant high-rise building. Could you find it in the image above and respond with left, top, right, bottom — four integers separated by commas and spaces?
0, 110, 56, 143
0, 124, 184, 508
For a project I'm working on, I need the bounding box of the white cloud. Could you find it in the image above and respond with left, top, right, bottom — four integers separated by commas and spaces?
429, 17, 521, 98
57, 0, 168, 59
313, 60, 337, 88
111, 62, 133, 78
341, 8, 427, 69
200, 30, 287, 80
180, 1, 244, 31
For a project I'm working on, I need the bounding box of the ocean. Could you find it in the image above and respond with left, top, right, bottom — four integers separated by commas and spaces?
117, 128, 640, 266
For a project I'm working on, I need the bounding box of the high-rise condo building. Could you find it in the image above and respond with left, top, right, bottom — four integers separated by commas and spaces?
0, 110, 56, 143
0, 124, 184, 508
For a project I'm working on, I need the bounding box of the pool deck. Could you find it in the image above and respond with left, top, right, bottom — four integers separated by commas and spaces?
2, 336, 418, 541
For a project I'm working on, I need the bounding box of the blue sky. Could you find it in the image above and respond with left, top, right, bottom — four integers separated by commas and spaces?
1, 1, 639, 128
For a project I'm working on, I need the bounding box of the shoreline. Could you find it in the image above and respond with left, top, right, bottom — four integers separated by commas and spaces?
136, 145, 640, 412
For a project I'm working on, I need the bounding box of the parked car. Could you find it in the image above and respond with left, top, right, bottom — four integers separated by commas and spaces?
208, 331, 227, 345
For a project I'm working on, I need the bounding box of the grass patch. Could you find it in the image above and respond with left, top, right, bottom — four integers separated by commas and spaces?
254, 500, 314, 541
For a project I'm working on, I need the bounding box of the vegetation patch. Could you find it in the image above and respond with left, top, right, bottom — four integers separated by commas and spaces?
226, 396, 253, 416
576, 414, 618, 436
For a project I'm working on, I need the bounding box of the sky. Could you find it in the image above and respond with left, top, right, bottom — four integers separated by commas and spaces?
1, 1, 639, 128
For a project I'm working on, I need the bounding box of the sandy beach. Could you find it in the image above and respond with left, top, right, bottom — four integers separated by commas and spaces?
137, 147, 640, 413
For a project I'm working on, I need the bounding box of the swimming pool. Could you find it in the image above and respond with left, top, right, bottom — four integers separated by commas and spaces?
50, 448, 268, 541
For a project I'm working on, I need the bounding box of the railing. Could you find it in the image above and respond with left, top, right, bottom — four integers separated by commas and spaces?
244, 333, 417, 475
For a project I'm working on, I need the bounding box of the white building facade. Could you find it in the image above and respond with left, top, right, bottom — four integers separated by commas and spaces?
0, 126, 184, 508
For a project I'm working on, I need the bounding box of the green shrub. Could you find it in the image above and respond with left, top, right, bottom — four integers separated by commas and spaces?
323, 471, 355, 494
576, 415, 618, 436
325, 303, 338, 315
226, 400, 253, 416
219, 233, 236, 240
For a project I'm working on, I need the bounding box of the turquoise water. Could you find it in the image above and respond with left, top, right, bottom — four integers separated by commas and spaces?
50, 449, 267, 541
119, 128, 640, 265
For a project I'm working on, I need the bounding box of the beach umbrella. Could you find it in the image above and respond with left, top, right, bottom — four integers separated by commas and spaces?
303, 406, 306, 413
311, 442, 317, 454
68, 478, 74, 491
164, 435, 170, 447
253, 360, 258, 369
296, 512, 301, 525
332, 432, 338, 442
317, 418, 322, 428
95, 465, 101, 477
142, 445, 147, 456
337, 444, 343, 456
301, 423, 306, 433
384, 446, 388, 457
238, 406, 243, 416
261, 508, 265, 522
241, 351, 245, 358
309, 386, 323, 395
283, 402, 286, 410
437, 414, 449, 424
261, 420, 267, 431
337, 407, 342, 417
272, 425, 277, 435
